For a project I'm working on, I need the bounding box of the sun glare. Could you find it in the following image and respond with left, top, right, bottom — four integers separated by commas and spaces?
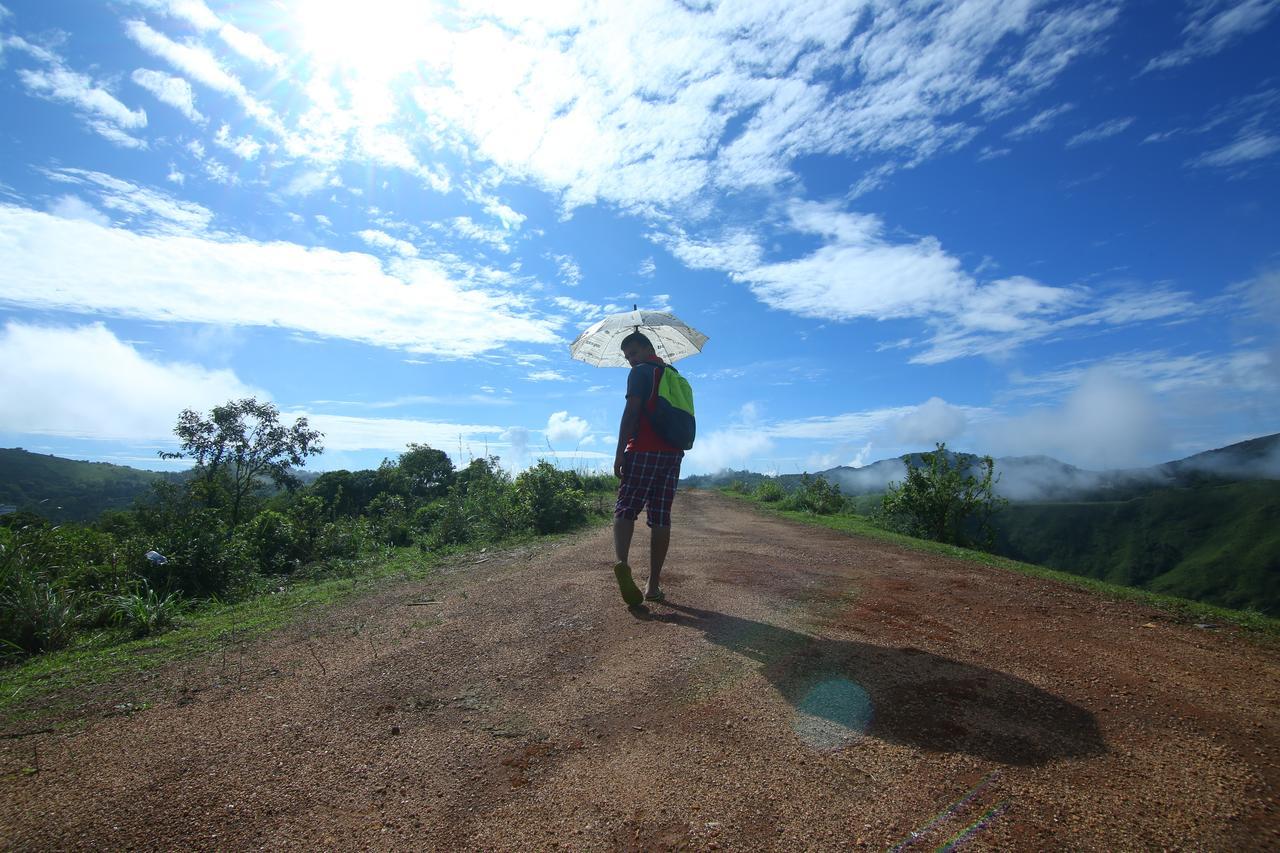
291, 0, 448, 77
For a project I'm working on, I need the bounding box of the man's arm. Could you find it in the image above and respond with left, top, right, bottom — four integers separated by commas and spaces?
615, 396, 643, 478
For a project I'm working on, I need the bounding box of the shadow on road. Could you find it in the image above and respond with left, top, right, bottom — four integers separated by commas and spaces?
641, 602, 1106, 766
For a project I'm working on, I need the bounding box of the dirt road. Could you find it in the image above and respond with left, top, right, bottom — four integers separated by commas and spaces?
3, 490, 1278, 850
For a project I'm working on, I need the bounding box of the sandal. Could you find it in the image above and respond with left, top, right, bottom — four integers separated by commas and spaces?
613, 562, 644, 607
644, 589, 665, 603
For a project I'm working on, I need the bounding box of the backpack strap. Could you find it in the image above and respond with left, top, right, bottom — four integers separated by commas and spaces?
647, 364, 663, 410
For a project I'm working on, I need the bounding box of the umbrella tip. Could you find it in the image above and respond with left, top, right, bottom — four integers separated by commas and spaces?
633, 303, 638, 310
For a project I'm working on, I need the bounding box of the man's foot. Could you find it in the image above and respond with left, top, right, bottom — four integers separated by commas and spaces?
613, 561, 643, 606
644, 588, 665, 603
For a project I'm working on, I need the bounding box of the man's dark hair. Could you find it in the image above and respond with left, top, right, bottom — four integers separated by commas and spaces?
620, 331, 654, 352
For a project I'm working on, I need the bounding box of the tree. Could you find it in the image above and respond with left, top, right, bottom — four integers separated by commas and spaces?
397, 443, 455, 501
879, 443, 1006, 548
160, 398, 323, 528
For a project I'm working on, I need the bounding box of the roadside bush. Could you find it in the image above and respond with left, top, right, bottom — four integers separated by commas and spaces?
106, 584, 183, 638
753, 480, 785, 502
877, 443, 1005, 548
515, 462, 588, 535
366, 494, 412, 547
241, 509, 297, 574
727, 479, 749, 494
783, 474, 844, 515
0, 574, 80, 657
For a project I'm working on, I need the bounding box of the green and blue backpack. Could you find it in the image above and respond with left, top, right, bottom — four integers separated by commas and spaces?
646, 364, 696, 450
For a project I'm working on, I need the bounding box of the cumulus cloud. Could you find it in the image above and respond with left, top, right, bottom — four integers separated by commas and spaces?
0, 321, 262, 440
685, 429, 773, 475
545, 411, 590, 446
660, 200, 1081, 363
0, 203, 560, 358
893, 397, 970, 446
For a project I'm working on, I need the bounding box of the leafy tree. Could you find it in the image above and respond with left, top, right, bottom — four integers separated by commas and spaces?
160, 398, 323, 528
879, 443, 1006, 548
397, 443, 455, 501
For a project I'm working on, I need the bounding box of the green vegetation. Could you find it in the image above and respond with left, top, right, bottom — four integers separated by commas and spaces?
718, 488, 1280, 637
1, 397, 617, 669
0, 448, 182, 523
879, 442, 1006, 548
994, 480, 1280, 615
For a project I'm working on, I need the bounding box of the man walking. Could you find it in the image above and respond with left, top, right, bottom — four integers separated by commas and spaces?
612, 331, 684, 606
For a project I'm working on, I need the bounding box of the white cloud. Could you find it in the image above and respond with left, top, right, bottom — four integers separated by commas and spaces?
0, 321, 262, 440
357, 228, 418, 257
685, 429, 773, 474
528, 370, 569, 382
553, 253, 582, 286
10, 39, 149, 147
545, 410, 590, 446
47, 195, 111, 227
404, 1, 1118, 212
131, 68, 204, 122
552, 296, 603, 320
124, 19, 282, 134
637, 257, 656, 277
1065, 116, 1135, 148
1190, 130, 1280, 168
1144, 0, 1280, 73
1007, 103, 1075, 139
450, 216, 511, 252
42, 167, 214, 235
213, 123, 262, 159
893, 397, 969, 446
0, 203, 562, 358
981, 368, 1168, 468
661, 200, 1080, 363
297, 412, 504, 452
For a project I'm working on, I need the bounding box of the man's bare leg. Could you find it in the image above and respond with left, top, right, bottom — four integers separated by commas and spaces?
614, 516, 635, 565
647, 525, 671, 596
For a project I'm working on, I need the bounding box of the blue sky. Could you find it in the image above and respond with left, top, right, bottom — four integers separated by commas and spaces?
0, 0, 1277, 476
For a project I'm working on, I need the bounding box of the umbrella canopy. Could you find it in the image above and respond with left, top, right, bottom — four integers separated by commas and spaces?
569, 308, 709, 367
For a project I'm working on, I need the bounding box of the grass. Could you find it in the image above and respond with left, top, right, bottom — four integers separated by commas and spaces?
0, 518, 610, 724
714, 489, 1280, 640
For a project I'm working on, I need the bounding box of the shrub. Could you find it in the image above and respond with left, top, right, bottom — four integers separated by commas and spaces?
878, 442, 1006, 548
515, 462, 589, 535
753, 480, 785, 502
366, 493, 412, 547
106, 584, 183, 638
783, 474, 844, 515
727, 479, 749, 494
0, 575, 80, 657
241, 509, 297, 573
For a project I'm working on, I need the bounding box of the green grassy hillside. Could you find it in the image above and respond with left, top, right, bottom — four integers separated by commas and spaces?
0, 448, 180, 523
994, 480, 1280, 615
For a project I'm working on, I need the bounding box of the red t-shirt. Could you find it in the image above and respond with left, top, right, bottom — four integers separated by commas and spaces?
625, 358, 682, 454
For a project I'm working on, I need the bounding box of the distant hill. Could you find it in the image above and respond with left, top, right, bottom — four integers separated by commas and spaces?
684, 433, 1280, 615
684, 433, 1280, 503
0, 448, 184, 523
994, 480, 1280, 615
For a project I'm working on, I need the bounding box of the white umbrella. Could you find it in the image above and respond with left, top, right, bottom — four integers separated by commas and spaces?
569, 307, 709, 367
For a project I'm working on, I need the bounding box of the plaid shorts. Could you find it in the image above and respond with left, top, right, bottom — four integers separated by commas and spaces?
615, 451, 682, 528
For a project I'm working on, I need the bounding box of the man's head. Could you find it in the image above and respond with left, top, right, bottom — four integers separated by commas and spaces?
620, 331, 655, 367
